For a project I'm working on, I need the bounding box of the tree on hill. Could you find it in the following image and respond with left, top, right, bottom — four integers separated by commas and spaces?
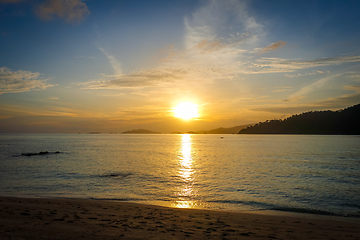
238, 104, 360, 134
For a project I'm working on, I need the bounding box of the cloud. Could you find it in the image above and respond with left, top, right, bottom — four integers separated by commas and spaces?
278, 56, 360, 68
273, 86, 292, 92
114, 105, 172, 121
84, 0, 266, 90
98, 47, 122, 75
350, 74, 360, 78
194, 39, 222, 53
79, 68, 189, 89
73, 55, 96, 59
344, 85, 360, 92
283, 73, 343, 102
0, 67, 53, 94
251, 92, 360, 115
260, 41, 287, 53
247, 55, 360, 74
35, 0, 89, 23
251, 105, 333, 115
82, 0, 359, 97
184, 0, 264, 49
284, 70, 326, 78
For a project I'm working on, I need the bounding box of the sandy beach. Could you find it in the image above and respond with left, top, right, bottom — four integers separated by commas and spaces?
0, 196, 359, 240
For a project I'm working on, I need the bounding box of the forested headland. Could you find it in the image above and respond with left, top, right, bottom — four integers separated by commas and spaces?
239, 104, 360, 134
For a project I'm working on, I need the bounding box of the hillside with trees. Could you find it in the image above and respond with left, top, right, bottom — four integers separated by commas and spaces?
238, 104, 360, 134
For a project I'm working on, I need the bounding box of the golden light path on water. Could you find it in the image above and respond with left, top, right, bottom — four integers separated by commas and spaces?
174, 134, 197, 208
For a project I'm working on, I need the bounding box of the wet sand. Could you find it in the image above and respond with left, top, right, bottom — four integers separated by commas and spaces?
0, 196, 359, 240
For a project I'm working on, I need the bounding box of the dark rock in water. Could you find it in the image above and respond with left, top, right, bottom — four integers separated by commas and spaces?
19, 151, 61, 157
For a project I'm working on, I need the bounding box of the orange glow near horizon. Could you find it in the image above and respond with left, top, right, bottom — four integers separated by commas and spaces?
173, 102, 199, 120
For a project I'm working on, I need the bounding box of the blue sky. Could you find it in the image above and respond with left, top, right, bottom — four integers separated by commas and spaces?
1, 0, 360, 133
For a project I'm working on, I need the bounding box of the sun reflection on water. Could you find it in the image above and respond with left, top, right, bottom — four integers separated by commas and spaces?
174, 134, 197, 208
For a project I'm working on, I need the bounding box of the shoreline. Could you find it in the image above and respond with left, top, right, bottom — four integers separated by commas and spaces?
2, 193, 359, 220
1, 196, 359, 239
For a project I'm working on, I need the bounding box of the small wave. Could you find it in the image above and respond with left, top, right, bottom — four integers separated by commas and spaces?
13, 151, 62, 157
99, 172, 133, 178
208, 199, 359, 217
89, 197, 145, 202
273, 207, 336, 216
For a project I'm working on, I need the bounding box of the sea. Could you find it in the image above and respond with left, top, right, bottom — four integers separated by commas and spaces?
0, 134, 359, 217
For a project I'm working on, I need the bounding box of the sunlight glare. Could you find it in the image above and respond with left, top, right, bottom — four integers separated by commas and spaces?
173, 102, 199, 120
174, 134, 196, 209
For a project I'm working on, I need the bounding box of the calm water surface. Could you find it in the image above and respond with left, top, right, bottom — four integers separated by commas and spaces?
0, 134, 359, 217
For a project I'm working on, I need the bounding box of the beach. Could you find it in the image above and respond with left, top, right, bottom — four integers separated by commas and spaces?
0, 196, 359, 240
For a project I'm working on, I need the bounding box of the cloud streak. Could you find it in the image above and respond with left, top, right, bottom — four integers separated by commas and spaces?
344, 85, 360, 92
283, 73, 343, 102
98, 47, 123, 75
0, 67, 53, 94
246, 55, 360, 73
35, 0, 89, 23
252, 92, 360, 115
260, 41, 286, 53
79, 68, 189, 89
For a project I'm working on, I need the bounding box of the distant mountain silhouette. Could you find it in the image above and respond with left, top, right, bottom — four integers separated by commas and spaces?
239, 104, 360, 134
197, 124, 253, 134
171, 125, 252, 134
122, 129, 161, 134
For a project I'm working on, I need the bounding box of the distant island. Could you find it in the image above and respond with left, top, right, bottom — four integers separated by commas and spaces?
171, 124, 252, 134
122, 129, 161, 134
239, 103, 360, 134
197, 124, 253, 134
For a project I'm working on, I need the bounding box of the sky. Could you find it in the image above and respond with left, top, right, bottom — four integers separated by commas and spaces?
1, 0, 360, 133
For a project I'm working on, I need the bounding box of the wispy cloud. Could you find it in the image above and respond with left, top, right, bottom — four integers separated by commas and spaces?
0, 103, 79, 117
273, 86, 292, 93
79, 68, 188, 89
247, 56, 360, 73
277, 56, 360, 68
0, 67, 53, 94
259, 41, 287, 53
35, 0, 89, 23
73, 55, 95, 59
83, 1, 266, 90
184, 0, 264, 49
283, 73, 343, 102
194, 39, 222, 53
253, 91, 360, 115
79, 0, 360, 119
284, 70, 327, 78
344, 85, 360, 92
98, 47, 122, 75
114, 105, 172, 121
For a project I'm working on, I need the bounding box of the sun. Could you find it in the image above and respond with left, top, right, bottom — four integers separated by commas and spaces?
173, 102, 199, 120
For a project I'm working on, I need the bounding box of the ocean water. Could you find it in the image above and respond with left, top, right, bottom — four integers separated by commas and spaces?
0, 134, 359, 217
